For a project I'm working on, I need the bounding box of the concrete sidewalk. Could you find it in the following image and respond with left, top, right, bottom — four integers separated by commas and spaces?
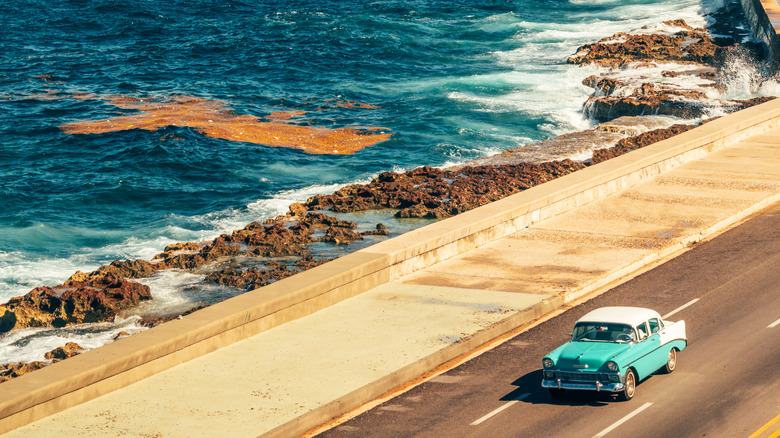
4, 117, 778, 437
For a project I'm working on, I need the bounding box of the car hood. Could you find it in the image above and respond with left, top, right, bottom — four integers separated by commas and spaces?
555, 341, 631, 371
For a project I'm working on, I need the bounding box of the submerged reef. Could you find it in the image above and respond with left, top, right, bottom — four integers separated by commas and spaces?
60, 95, 392, 155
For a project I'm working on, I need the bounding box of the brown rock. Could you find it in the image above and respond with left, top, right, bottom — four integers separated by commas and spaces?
592, 123, 697, 163
44, 342, 85, 360
584, 84, 709, 122
730, 96, 776, 110
582, 75, 625, 95
319, 226, 363, 244
361, 224, 390, 236
0, 277, 152, 332
568, 23, 728, 68
1, 342, 86, 384
0, 361, 47, 384
68, 259, 157, 284
151, 242, 202, 261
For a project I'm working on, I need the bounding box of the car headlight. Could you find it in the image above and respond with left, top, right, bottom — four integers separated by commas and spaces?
543, 358, 554, 369
606, 361, 618, 371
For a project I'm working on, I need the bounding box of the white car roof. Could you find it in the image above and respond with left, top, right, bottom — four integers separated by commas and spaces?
576, 306, 661, 327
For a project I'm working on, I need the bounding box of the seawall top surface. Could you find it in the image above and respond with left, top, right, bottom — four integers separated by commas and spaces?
764, 0, 780, 30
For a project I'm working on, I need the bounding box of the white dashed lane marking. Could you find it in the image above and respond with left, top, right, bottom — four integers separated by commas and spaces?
663, 299, 699, 319
593, 402, 653, 438
470, 393, 531, 426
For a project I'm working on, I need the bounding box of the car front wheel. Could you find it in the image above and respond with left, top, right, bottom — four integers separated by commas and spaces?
618, 369, 636, 401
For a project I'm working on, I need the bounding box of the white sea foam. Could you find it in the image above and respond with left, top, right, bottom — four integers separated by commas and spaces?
0, 180, 371, 305
0, 251, 90, 301
0, 316, 146, 365
718, 49, 780, 99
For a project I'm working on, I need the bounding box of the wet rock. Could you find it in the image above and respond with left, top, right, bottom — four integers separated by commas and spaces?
582, 75, 625, 95
288, 202, 308, 218
0, 277, 152, 332
319, 226, 363, 244
0, 361, 47, 384
361, 223, 390, 236
44, 342, 85, 360
568, 23, 729, 68
730, 96, 776, 110
592, 124, 697, 163
294, 252, 334, 270
68, 259, 158, 283
151, 242, 202, 262
204, 264, 297, 291
303, 161, 586, 220
583, 81, 710, 122
584, 93, 707, 122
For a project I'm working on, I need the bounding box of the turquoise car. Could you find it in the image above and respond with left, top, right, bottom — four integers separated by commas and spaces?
541, 306, 687, 401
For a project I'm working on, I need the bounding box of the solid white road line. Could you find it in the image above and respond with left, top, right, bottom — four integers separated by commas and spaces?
768, 318, 780, 329
592, 402, 653, 438
470, 393, 531, 426
663, 298, 699, 319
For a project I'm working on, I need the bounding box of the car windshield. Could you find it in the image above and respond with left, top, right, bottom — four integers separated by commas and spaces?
572, 323, 635, 343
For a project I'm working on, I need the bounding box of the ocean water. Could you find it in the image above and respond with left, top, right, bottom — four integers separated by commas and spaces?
0, 0, 771, 362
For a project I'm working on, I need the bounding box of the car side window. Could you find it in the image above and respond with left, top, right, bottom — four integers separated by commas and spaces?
636, 322, 649, 340
648, 318, 662, 334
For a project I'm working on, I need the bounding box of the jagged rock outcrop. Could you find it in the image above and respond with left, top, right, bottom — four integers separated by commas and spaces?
592, 124, 697, 163
44, 341, 85, 360
0, 277, 151, 332
571, 20, 750, 122
304, 161, 587, 219
568, 20, 727, 68
584, 82, 710, 122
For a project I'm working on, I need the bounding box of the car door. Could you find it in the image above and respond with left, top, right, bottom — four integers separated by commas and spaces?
646, 317, 669, 369
630, 321, 661, 379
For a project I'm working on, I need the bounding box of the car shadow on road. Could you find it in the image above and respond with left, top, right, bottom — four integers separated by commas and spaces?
502, 369, 620, 407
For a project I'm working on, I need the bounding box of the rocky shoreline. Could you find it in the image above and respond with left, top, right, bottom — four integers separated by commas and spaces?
0, 11, 775, 382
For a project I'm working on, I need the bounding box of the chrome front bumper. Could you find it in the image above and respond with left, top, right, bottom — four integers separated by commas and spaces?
542, 378, 625, 392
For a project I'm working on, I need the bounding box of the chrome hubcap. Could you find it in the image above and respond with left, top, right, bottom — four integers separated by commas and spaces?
626, 373, 635, 397
668, 350, 676, 369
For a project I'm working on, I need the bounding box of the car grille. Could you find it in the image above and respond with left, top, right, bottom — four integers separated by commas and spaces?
555, 371, 611, 382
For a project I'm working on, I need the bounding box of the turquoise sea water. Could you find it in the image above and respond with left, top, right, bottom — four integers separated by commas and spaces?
0, 0, 768, 361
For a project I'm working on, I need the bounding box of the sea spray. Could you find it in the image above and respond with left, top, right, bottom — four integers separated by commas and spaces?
718, 46, 780, 98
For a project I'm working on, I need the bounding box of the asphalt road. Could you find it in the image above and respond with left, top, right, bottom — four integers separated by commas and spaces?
317, 202, 780, 438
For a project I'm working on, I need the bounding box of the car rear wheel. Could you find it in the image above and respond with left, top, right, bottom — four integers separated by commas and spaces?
618, 369, 636, 401
662, 348, 677, 374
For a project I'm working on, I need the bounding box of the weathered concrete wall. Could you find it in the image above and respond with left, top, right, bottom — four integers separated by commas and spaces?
2, 98, 780, 434
741, 0, 780, 67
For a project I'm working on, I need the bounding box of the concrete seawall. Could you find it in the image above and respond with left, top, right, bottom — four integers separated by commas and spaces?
741, 0, 780, 66
2, 91, 780, 435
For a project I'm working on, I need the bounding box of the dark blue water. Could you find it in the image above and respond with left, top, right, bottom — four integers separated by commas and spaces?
1, 0, 760, 361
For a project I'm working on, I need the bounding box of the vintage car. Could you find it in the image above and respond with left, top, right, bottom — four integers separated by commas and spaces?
541, 306, 686, 401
